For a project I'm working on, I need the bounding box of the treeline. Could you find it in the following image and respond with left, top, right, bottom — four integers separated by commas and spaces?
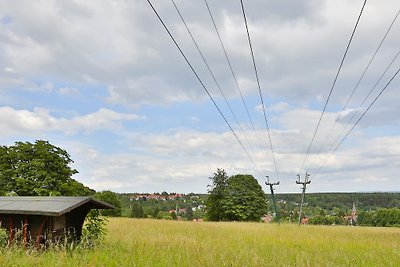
357, 208, 400, 227
306, 208, 400, 227
276, 192, 400, 211
269, 192, 400, 226
271, 192, 400, 214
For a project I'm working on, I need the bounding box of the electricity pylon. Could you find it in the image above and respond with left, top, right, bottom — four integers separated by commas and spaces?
296, 172, 311, 226
265, 175, 280, 224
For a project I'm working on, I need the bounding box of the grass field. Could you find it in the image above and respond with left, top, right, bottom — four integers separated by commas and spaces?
0, 217, 399, 266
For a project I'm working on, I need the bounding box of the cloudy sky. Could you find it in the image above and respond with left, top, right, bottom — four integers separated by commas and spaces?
0, 0, 399, 194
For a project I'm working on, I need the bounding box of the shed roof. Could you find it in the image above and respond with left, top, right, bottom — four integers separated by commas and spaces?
0, 196, 114, 216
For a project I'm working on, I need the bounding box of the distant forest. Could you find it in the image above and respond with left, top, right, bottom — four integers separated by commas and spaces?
275, 192, 400, 211
271, 192, 400, 226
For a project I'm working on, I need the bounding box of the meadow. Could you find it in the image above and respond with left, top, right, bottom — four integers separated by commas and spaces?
0, 217, 399, 266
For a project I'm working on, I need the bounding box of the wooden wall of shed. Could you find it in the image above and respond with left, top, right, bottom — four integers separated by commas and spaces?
64, 203, 93, 239
0, 214, 50, 243
0, 203, 100, 243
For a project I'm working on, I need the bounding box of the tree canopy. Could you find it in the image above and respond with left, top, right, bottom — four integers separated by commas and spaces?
95, 190, 122, 216
206, 169, 229, 221
206, 170, 267, 222
0, 140, 94, 196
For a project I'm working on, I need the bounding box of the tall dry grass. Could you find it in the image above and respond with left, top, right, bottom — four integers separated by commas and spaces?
0, 217, 399, 266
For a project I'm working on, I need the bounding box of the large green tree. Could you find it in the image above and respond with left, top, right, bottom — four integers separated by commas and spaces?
206, 170, 268, 222
222, 174, 268, 221
95, 190, 122, 216
206, 168, 229, 221
0, 140, 94, 196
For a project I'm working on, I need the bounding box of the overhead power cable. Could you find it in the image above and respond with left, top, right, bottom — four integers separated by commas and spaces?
300, 0, 368, 173
203, 0, 264, 153
146, 0, 261, 175
359, 49, 400, 108
171, 0, 264, 177
313, 48, 400, 175
203, 0, 257, 133
314, 8, 400, 157
341, 9, 400, 112
171, 1, 251, 147
239, 0, 279, 181
314, 65, 400, 176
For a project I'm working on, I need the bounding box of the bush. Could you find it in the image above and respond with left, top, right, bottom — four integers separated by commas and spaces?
0, 227, 8, 247
81, 209, 107, 248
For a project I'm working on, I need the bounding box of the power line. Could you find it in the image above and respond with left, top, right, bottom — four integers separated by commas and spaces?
300, 0, 368, 172
171, 0, 264, 177
314, 8, 400, 158
171, 1, 252, 148
146, 0, 261, 175
314, 47, 400, 175
359, 48, 400, 107
342, 9, 400, 111
314, 65, 400, 176
315, 47, 400, 173
203, 0, 259, 138
240, 0, 279, 181
203, 0, 267, 161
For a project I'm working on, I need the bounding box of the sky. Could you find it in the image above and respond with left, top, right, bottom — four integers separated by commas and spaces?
0, 0, 399, 194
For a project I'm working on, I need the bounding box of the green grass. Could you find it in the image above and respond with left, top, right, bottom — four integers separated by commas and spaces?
1, 218, 399, 266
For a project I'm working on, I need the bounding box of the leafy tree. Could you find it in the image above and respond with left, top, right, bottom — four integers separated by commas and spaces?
206, 169, 229, 221
152, 206, 160, 218
0, 140, 94, 196
131, 202, 144, 218
206, 170, 268, 222
186, 205, 194, 221
95, 190, 121, 217
222, 174, 268, 221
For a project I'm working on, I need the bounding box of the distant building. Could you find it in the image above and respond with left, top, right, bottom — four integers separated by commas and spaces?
301, 216, 309, 225
344, 203, 357, 226
262, 214, 273, 223
0, 196, 113, 246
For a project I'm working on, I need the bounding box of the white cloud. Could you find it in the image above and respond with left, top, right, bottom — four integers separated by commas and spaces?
264, 102, 289, 113
0, 107, 143, 137
1, 0, 398, 107
58, 86, 80, 97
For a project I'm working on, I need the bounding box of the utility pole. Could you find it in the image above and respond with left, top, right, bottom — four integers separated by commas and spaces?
265, 175, 280, 224
296, 172, 311, 226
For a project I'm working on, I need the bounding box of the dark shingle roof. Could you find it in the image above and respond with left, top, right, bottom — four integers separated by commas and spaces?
0, 196, 114, 216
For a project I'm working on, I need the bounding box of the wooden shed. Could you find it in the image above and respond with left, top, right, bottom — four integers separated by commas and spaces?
0, 196, 114, 245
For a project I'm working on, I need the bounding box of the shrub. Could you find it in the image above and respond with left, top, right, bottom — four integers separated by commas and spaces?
81, 209, 108, 248
0, 227, 8, 247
